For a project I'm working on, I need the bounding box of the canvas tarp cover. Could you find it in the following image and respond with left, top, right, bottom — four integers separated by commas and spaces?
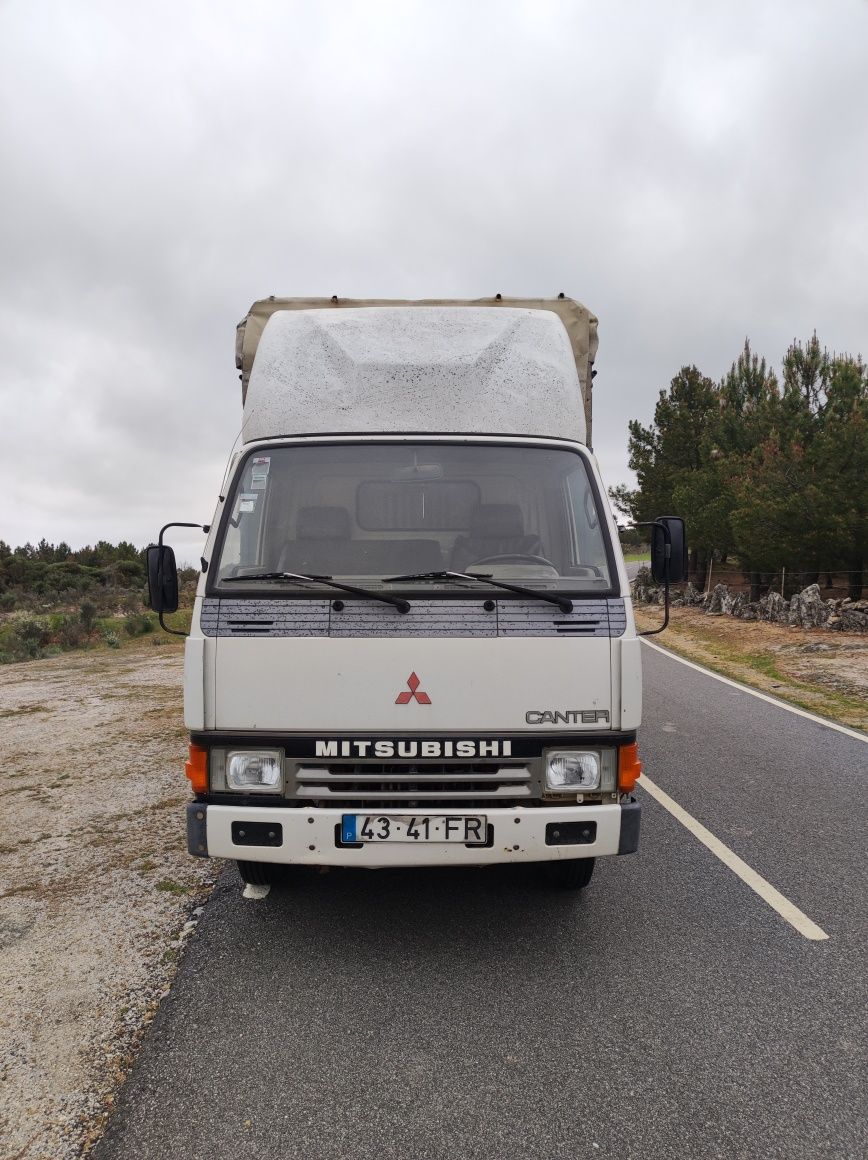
236, 296, 599, 439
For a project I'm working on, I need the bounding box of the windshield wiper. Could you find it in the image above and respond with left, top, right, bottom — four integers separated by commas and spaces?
223, 571, 410, 614
384, 570, 573, 613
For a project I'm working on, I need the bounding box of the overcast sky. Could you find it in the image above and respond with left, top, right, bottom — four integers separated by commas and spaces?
1, 0, 866, 562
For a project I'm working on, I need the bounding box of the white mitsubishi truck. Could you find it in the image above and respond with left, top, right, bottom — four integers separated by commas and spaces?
148, 296, 685, 890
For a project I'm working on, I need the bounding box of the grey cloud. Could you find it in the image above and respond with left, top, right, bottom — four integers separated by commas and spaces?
1, 0, 866, 556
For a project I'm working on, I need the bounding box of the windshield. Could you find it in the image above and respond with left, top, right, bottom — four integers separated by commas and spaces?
213, 442, 614, 592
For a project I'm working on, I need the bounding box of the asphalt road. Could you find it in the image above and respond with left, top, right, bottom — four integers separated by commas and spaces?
94, 643, 867, 1160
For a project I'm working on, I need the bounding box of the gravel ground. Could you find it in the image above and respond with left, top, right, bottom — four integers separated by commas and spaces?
0, 640, 217, 1160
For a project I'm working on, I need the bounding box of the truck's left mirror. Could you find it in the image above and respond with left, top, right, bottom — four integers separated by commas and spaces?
650, 517, 687, 585
147, 545, 179, 613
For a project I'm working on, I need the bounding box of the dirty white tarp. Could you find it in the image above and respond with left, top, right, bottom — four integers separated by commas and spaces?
240, 306, 590, 446
236, 296, 599, 443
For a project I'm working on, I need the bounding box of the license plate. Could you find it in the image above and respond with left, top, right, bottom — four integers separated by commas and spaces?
341, 814, 488, 845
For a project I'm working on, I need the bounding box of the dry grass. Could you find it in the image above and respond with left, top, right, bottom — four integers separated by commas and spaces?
635, 605, 868, 732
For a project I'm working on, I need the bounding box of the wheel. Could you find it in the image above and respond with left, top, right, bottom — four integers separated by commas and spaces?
543, 858, 595, 890
468, 553, 558, 568
236, 860, 277, 886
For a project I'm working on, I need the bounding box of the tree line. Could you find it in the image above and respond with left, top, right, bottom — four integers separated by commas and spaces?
611, 336, 867, 601
0, 540, 197, 609
0, 539, 147, 604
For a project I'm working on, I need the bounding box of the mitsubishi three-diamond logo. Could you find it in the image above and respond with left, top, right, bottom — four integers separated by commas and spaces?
395, 672, 431, 705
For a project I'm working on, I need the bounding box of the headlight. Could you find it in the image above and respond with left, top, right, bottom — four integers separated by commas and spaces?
545, 749, 616, 793
226, 750, 283, 793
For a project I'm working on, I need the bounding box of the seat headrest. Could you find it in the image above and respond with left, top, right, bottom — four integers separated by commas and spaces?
296, 506, 351, 540
468, 503, 525, 538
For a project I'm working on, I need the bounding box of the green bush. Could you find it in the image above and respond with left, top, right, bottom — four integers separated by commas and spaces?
103, 631, 121, 649
17, 618, 51, 648
79, 601, 97, 632
2, 629, 42, 661
56, 615, 85, 649
123, 612, 155, 637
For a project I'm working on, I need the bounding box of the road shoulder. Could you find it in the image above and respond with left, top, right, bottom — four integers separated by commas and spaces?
634, 605, 867, 732
0, 643, 214, 1159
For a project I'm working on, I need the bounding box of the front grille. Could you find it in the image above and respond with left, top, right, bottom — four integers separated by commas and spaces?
292, 761, 533, 808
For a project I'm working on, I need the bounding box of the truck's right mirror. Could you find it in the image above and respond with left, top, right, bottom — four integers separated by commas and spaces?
650, 517, 687, 585
147, 545, 180, 613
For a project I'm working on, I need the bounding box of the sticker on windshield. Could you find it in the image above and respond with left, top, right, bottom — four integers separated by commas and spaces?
250, 456, 270, 491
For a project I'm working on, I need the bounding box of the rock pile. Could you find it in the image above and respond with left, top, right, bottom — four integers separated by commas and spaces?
633, 569, 868, 632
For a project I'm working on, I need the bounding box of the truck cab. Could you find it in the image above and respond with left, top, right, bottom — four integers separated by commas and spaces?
167, 299, 648, 889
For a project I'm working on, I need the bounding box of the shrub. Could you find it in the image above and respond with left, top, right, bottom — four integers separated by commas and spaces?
56, 616, 85, 649
79, 601, 97, 632
17, 618, 51, 648
103, 631, 121, 649
0, 592, 17, 611
3, 628, 43, 661
123, 612, 155, 637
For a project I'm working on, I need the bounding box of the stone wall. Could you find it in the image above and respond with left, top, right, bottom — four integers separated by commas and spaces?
633, 570, 868, 632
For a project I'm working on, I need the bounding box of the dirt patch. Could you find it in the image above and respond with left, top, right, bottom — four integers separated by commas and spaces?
635, 606, 868, 731
0, 640, 219, 1159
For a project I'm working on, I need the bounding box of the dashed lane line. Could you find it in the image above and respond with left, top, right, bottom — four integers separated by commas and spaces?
639, 772, 830, 942
641, 637, 867, 744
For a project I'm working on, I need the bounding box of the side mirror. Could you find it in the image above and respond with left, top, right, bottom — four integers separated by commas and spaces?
147, 545, 179, 613
650, 517, 687, 585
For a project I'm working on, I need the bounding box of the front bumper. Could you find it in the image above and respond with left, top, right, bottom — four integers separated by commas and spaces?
188, 801, 641, 868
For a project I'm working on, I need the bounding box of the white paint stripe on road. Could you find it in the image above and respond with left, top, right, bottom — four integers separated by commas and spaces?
641, 637, 868, 744
639, 773, 830, 941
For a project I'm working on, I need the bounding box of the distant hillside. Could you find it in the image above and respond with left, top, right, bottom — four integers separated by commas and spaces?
0, 540, 195, 663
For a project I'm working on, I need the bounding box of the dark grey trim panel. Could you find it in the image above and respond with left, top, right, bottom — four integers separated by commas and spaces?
186, 803, 209, 858
200, 597, 627, 638
617, 799, 641, 855
190, 730, 637, 758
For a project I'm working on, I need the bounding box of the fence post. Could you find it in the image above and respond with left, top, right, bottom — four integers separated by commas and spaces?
781, 567, 786, 598
704, 557, 713, 596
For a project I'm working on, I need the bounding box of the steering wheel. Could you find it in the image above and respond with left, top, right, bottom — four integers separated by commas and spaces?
468, 554, 558, 568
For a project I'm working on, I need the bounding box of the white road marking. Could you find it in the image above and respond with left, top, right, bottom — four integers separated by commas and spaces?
641, 637, 867, 743
639, 773, 830, 941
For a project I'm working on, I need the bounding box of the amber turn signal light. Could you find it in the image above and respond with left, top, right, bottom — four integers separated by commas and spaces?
618, 742, 642, 792
185, 744, 208, 794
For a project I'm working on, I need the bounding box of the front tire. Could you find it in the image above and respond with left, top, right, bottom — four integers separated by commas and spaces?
236, 860, 276, 886
543, 858, 595, 890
